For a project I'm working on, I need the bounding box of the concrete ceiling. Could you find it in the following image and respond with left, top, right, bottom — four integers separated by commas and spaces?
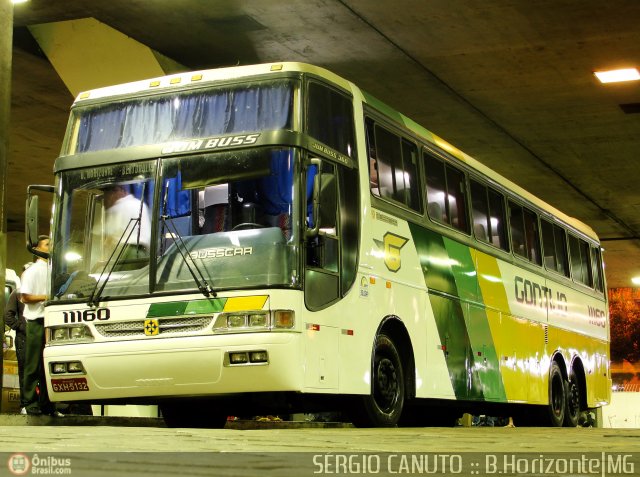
9, 0, 640, 288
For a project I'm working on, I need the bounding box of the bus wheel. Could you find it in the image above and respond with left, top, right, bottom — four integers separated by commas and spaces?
350, 333, 405, 427
160, 402, 228, 429
563, 370, 581, 427
547, 362, 566, 427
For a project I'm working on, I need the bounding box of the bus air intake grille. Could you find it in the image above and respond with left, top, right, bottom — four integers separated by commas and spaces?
94, 317, 214, 338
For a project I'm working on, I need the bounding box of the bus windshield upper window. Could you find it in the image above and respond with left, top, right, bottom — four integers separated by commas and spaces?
307, 82, 355, 157
71, 80, 294, 154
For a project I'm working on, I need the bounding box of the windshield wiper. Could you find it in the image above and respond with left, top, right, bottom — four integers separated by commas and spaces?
88, 217, 141, 307
161, 183, 216, 298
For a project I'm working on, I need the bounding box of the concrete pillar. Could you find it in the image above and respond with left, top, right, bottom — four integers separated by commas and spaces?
29, 18, 185, 97
0, 0, 14, 413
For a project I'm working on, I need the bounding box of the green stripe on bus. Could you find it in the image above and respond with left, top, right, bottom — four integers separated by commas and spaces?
409, 224, 484, 400
147, 298, 227, 317
443, 239, 507, 401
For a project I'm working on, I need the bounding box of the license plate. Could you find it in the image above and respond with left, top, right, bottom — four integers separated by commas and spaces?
51, 377, 90, 392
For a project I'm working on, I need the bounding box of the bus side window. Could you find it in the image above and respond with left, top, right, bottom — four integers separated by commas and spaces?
591, 246, 604, 292
366, 118, 421, 212
569, 234, 594, 287
425, 152, 469, 233
307, 81, 355, 158
509, 201, 540, 264
487, 188, 508, 250
366, 119, 380, 195
509, 202, 527, 258
306, 161, 338, 272
541, 219, 569, 277
523, 208, 541, 266
425, 154, 447, 225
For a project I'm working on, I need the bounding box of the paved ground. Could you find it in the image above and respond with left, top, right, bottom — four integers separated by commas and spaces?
0, 416, 638, 476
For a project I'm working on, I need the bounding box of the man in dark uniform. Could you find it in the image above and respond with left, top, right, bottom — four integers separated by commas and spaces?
5, 287, 26, 411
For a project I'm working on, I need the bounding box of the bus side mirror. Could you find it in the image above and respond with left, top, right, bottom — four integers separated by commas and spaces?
26, 185, 54, 259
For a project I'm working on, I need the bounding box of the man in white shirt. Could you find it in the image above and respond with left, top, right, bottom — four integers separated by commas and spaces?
103, 185, 151, 250
20, 236, 55, 416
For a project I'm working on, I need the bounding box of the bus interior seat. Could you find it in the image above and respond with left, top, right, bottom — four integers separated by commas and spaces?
200, 184, 229, 233
202, 204, 228, 233
428, 202, 444, 223
544, 255, 556, 270
235, 201, 264, 226
473, 223, 488, 242
263, 212, 291, 239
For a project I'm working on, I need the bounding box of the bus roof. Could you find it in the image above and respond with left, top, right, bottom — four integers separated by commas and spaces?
74, 61, 598, 242
73, 62, 353, 105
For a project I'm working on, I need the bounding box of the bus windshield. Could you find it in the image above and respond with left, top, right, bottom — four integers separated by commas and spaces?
51, 147, 301, 302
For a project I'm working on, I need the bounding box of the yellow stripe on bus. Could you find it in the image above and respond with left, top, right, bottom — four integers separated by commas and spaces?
473, 250, 541, 402
222, 296, 268, 312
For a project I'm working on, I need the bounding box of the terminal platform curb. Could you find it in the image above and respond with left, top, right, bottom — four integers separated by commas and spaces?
0, 414, 352, 428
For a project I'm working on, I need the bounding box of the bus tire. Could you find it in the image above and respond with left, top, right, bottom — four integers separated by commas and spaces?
350, 333, 405, 427
547, 361, 566, 427
160, 402, 228, 429
563, 369, 581, 427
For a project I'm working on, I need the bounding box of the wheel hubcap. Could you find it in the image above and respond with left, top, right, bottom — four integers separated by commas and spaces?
375, 357, 398, 412
552, 375, 563, 417
568, 382, 579, 416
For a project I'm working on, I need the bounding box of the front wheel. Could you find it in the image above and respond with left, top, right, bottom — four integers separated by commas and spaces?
349, 334, 405, 427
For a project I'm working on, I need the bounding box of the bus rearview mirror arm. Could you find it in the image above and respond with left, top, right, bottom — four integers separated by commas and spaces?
26, 184, 54, 259
305, 158, 322, 238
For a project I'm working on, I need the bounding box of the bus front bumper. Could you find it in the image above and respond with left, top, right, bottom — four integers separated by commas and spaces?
43, 332, 302, 402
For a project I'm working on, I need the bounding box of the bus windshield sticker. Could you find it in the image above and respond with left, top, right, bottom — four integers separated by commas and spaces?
373, 210, 398, 227
359, 276, 369, 298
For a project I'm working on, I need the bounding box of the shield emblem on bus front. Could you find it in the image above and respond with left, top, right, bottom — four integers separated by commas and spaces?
144, 319, 159, 336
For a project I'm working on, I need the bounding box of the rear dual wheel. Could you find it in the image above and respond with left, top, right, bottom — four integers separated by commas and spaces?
547, 362, 566, 427
563, 369, 581, 427
547, 362, 581, 427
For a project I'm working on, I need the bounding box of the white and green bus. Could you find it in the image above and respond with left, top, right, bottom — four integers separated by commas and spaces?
27, 62, 610, 427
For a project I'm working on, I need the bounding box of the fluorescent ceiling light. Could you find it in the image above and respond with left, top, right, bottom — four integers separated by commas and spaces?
11, 0, 30, 3
594, 68, 640, 84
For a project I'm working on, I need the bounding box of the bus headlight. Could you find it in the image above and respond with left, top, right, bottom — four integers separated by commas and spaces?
50, 361, 85, 374
48, 325, 94, 344
249, 313, 268, 327
227, 314, 247, 328
212, 310, 294, 333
